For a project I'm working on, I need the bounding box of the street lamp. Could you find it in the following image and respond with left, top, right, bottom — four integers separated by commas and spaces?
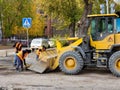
105, 0, 116, 14
100, 4, 105, 14
105, 0, 109, 14
110, 3, 115, 13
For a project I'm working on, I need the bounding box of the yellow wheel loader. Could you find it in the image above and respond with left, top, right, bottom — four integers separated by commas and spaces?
28, 13, 120, 77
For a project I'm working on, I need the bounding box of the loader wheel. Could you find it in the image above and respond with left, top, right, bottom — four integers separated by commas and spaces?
109, 51, 120, 77
59, 51, 84, 75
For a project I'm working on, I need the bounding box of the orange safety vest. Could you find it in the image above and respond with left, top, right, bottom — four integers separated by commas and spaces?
17, 51, 28, 61
15, 42, 20, 48
18, 43, 22, 50
36, 49, 40, 55
15, 42, 22, 53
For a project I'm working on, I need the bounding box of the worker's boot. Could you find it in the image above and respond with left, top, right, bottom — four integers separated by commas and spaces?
19, 68, 23, 71
16, 68, 20, 72
16, 68, 23, 72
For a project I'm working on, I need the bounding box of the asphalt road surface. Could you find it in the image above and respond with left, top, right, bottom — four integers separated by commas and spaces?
0, 54, 120, 90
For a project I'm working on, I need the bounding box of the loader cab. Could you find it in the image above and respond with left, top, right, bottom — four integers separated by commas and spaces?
88, 14, 120, 49
89, 14, 115, 41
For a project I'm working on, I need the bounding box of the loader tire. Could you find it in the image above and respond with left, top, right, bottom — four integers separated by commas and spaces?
109, 51, 120, 77
59, 51, 84, 75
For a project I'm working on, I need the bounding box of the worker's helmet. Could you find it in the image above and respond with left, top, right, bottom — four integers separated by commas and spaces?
25, 49, 31, 53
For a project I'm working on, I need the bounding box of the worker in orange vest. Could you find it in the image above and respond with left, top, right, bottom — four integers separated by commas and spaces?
13, 41, 22, 53
13, 41, 22, 66
16, 49, 31, 72
36, 46, 42, 60
36, 46, 46, 60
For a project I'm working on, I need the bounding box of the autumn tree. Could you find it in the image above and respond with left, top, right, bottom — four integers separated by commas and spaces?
39, 0, 120, 37
39, 0, 83, 37
12, 0, 33, 38
77, 0, 92, 37
29, 1, 45, 37
1, 0, 45, 38
1, 0, 120, 38
0, 0, 33, 38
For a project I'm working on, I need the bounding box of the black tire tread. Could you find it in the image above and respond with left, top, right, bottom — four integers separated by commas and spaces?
59, 51, 84, 75
109, 51, 120, 77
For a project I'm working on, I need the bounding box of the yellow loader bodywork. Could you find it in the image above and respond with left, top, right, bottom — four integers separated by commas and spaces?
27, 37, 83, 73
38, 37, 83, 72
90, 34, 120, 50
90, 34, 115, 50
28, 13, 120, 76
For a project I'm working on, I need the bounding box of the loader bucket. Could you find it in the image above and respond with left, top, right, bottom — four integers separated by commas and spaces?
28, 60, 48, 73
39, 48, 58, 70
26, 48, 58, 73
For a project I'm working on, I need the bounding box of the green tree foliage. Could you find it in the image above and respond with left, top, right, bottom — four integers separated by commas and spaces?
77, 0, 93, 37
38, 0, 120, 37
39, 0, 84, 37
0, 0, 45, 38
29, 3, 45, 37
0, 0, 33, 38
78, 0, 120, 37
1, 0, 120, 38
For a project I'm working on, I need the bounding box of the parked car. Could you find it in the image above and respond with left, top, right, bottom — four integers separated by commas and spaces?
13, 39, 30, 47
20, 40, 29, 47
30, 38, 50, 50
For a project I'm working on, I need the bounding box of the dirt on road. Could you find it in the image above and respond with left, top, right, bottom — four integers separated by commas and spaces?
0, 54, 120, 90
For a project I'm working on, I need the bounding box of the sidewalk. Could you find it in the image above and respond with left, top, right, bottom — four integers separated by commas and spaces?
0, 49, 15, 57
0, 48, 28, 57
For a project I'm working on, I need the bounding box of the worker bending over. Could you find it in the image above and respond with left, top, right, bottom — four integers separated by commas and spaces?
16, 49, 31, 72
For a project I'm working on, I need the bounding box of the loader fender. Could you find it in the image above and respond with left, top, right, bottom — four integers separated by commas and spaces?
74, 46, 86, 60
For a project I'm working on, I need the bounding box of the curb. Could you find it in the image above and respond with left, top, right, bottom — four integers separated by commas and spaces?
0, 49, 15, 57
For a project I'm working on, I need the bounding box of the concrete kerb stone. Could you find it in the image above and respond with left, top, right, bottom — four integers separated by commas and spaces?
0, 49, 15, 57
0, 48, 28, 57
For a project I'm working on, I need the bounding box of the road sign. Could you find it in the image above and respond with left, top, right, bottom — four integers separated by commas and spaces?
22, 18, 32, 48
22, 18, 32, 28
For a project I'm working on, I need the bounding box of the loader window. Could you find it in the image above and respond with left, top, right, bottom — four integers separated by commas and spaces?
91, 18, 106, 40
91, 17, 114, 41
91, 19, 96, 40
91, 19, 96, 34
108, 18, 113, 33
98, 18, 106, 33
